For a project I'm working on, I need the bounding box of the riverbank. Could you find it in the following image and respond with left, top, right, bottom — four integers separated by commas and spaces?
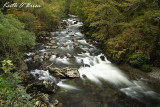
119, 63, 160, 93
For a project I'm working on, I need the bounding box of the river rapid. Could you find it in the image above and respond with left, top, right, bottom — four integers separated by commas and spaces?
25, 15, 160, 107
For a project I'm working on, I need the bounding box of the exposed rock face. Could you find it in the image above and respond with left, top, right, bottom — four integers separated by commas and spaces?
49, 67, 80, 78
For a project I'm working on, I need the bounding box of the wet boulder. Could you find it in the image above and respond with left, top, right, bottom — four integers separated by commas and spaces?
50, 40, 56, 44
73, 44, 79, 49
49, 68, 65, 77
44, 55, 50, 60
100, 56, 105, 61
27, 80, 57, 94
49, 67, 80, 78
45, 46, 51, 49
69, 22, 73, 25
87, 39, 92, 43
74, 21, 78, 24
82, 74, 87, 78
68, 30, 72, 32
61, 21, 68, 28
62, 44, 68, 47
72, 38, 77, 42
66, 32, 69, 34
47, 43, 53, 46
51, 46, 58, 49
84, 64, 90, 67
52, 37, 56, 39
56, 54, 60, 58
34, 93, 58, 107
66, 53, 73, 58
33, 55, 40, 61
45, 37, 50, 40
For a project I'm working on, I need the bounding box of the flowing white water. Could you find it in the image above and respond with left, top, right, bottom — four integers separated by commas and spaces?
28, 15, 160, 105
31, 69, 57, 82
57, 80, 79, 90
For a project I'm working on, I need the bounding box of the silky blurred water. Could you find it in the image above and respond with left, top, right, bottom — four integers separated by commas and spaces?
30, 15, 160, 107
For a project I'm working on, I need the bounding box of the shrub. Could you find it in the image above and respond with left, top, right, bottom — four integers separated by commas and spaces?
129, 60, 141, 67
0, 60, 34, 106
1, 60, 14, 74
18, 12, 41, 33
140, 64, 152, 72
129, 53, 150, 67
0, 13, 35, 60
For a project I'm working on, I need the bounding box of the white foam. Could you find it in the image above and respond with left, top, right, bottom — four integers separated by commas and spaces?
57, 81, 79, 90
50, 55, 56, 61
56, 56, 71, 64
75, 32, 84, 37
26, 52, 35, 56
60, 30, 67, 34
120, 80, 160, 101
31, 69, 57, 82
79, 62, 132, 86
50, 31, 60, 35
69, 14, 77, 18
39, 49, 46, 52
50, 55, 70, 64
24, 57, 32, 62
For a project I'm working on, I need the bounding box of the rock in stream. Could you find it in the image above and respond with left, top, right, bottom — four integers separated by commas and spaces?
49, 67, 80, 78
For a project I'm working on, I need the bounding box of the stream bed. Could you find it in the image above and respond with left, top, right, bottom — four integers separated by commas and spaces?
25, 15, 160, 107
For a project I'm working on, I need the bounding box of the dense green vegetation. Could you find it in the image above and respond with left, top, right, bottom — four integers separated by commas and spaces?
0, 0, 160, 106
0, 60, 34, 106
0, 0, 66, 106
69, 0, 160, 72
0, 11, 35, 61
0, 0, 66, 61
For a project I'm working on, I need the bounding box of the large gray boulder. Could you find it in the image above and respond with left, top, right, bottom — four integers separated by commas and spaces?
27, 80, 57, 94
49, 67, 80, 78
